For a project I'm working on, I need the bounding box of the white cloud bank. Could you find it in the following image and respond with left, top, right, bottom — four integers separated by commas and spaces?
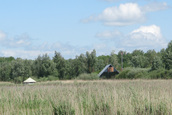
96, 25, 167, 51
0, 31, 88, 59
0, 25, 168, 59
96, 30, 122, 39
83, 2, 168, 26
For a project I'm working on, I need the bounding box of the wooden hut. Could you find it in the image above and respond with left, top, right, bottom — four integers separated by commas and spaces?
98, 64, 119, 78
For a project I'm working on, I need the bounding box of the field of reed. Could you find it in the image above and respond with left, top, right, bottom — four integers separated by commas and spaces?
0, 80, 172, 115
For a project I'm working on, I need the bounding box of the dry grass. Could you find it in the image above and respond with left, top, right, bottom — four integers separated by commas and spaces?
0, 80, 172, 115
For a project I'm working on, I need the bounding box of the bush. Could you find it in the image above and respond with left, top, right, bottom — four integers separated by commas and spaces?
77, 73, 99, 80
37, 76, 59, 82
14, 76, 24, 84
116, 68, 149, 79
147, 69, 172, 79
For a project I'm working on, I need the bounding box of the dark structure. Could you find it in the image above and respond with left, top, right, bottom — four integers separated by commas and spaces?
98, 64, 119, 78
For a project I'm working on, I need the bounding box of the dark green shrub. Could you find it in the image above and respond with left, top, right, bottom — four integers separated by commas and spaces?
116, 68, 148, 79
14, 76, 24, 84
77, 73, 99, 80
147, 69, 170, 79
116, 69, 130, 79
52, 101, 75, 115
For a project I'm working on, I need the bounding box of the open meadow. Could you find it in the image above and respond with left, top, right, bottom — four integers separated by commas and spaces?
0, 80, 172, 115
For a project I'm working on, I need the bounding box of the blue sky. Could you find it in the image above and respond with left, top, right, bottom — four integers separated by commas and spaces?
0, 0, 171, 59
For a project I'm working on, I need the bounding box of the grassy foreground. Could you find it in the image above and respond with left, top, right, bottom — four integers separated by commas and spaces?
0, 80, 172, 115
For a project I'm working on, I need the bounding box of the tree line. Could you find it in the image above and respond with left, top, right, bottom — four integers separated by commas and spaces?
0, 40, 172, 82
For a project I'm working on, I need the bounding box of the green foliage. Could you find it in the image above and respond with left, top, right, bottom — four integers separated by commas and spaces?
116, 68, 149, 79
34, 54, 56, 78
151, 56, 163, 70
109, 51, 119, 68
1, 80, 172, 114
0, 62, 12, 81
117, 67, 172, 79
131, 55, 149, 68
0, 41, 172, 82
77, 73, 99, 80
164, 41, 172, 70
147, 69, 171, 79
37, 76, 59, 82
14, 76, 23, 84
145, 49, 157, 67
86, 49, 97, 73
73, 54, 87, 76
52, 101, 75, 115
53, 51, 66, 79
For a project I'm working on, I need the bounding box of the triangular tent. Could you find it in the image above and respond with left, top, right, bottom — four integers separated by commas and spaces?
24, 77, 36, 83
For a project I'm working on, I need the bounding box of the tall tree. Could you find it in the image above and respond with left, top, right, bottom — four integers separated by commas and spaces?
145, 50, 157, 67
34, 54, 55, 78
74, 54, 87, 76
131, 50, 149, 68
109, 51, 119, 68
0, 62, 12, 81
164, 41, 172, 70
151, 56, 163, 70
117, 50, 132, 69
53, 51, 66, 79
86, 49, 97, 73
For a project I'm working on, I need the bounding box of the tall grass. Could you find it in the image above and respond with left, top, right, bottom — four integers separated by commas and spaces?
0, 80, 172, 115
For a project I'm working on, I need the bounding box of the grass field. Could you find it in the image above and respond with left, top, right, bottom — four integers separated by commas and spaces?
0, 80, 172, 115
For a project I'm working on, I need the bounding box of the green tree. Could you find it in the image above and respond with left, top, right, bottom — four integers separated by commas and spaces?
95, 59, 105, 73
117, 50, 132, 69
131, 56, 149, 68
53, 51, 66, 79
132, 50, 144, 56
151, 56, 163, 70
86, 49, 97, 73
109, 51, 119, 68
131, 50, 149, 68
0, 62, 12, 81
73, 54, 87, 76
145, 50, 157, 67
34, 54, 56, 78
97, 55, 110, 65
10, 58, 33, 82
164, 41, 172, 70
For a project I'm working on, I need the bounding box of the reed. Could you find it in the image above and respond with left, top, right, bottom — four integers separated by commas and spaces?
0, 80, 172, 115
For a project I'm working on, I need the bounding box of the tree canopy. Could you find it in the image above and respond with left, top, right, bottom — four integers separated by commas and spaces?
0, 40, 171, 82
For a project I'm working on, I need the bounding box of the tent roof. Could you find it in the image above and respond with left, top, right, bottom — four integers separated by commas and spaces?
98, 64, 119, 77
24, 77, 36, 83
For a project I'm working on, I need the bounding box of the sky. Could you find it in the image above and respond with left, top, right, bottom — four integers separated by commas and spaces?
0, 0, 171, 59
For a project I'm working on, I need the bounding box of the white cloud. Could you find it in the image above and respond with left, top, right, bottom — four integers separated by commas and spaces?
0, 31, 82, 59
0, 31, 6, 41
142, 2, 168, 12
96, 30, 122, 39
124, 25, 167, 49
1, 49, 54, 59
84, 3, 145, 26
83, 2, 168, 26
96, 25, 167, 51
130, 25, 162, 40
0, 32, 31, 48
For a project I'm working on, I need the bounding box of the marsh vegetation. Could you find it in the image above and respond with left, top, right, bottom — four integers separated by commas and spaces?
0, 80, 172, 115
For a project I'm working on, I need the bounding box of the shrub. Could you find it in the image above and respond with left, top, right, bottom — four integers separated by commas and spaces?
147, 69, 172, 79
116, 68, 148, 79
13, 76, 24, 84
77, 73, 99, 80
